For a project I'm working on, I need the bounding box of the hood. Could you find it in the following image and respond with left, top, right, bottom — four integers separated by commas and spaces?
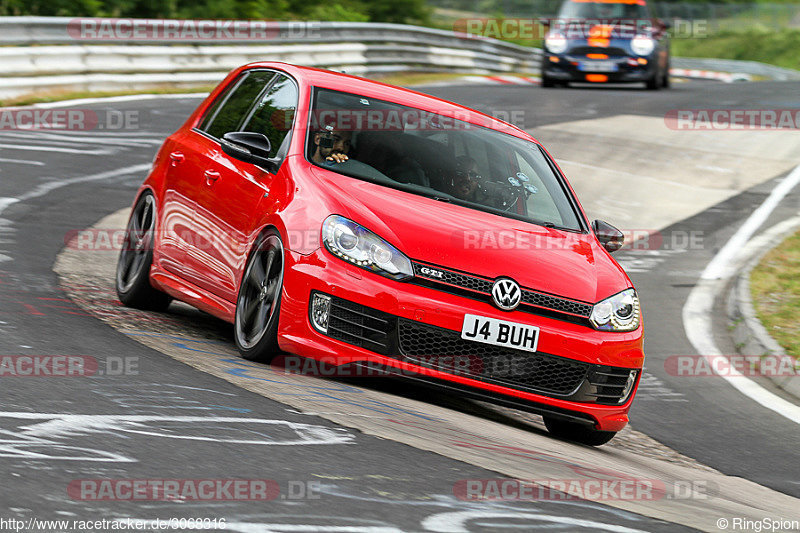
310, 166, 630, 303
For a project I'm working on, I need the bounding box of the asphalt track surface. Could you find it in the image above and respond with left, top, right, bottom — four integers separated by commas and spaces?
0, 79, 799, 531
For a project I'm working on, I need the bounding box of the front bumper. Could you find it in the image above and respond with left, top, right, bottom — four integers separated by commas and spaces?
542, 54, 657, 83
278, 248, 644, 432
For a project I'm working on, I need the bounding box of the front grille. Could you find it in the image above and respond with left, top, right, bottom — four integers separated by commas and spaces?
411, 261, 593, 322
397, 319, 589, 396
415, 263, 494, 294
326, 297, 394, 354
568, 46, 628, 57
521, 291, 593, 317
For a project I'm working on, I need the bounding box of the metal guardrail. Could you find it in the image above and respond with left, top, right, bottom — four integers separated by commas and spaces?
0, 16, 798, 100
671, 57, 800, 81
0, 17, 541, 99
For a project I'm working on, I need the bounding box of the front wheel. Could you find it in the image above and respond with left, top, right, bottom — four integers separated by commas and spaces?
646, 67, 663, 90
543, 416, 617, 446
115, 193, 172, 311
234, 231, 284, 362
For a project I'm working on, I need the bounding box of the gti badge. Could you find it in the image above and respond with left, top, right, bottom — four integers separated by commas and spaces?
420, 267, 444, 279
491, 278, 522, 311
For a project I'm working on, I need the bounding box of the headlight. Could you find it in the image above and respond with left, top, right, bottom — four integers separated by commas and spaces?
322, 215, 413, 281
630, 35, 655, 56
545, 31, 568, 54
590, 289, 641, 332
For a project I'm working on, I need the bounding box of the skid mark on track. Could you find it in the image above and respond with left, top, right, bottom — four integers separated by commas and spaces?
117, 483, 655, 532
88, 382, 252, 413
0, 412, 354, 462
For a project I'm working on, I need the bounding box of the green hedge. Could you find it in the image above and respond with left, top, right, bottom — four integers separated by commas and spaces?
672, 28, 800, 71
0, 0, 430, 24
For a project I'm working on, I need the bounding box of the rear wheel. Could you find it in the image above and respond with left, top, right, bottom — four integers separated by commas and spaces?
543, 416, 617, 446
662, 62, 671, 88
115, 193, 172, 311
234, 231, 284, 362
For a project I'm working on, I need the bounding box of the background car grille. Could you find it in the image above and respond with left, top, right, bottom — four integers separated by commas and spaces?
397, 318, 589, 396
411, 261, 593, 321
568, 46, 628, 57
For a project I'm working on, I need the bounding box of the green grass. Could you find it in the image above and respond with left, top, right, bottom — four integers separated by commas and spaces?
672, 28, 800, 71
1, 71, 525, 108
750, 230, 800, 360
0, 85, 218, 108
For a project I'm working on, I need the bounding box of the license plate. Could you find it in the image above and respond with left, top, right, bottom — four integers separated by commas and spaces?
461, 314, 540, 353
579, 61, 618, 72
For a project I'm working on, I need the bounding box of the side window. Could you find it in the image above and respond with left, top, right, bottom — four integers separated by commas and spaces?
198, 74, 242, 133
201, 70, 276, 139
240, 75, 298, 159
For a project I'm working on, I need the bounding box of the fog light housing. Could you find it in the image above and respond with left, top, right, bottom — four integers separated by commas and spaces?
620, 370, 638, 403
311, 293, 331, 333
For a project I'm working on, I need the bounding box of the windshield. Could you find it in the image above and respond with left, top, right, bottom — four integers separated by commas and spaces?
306, 88, 583, 232
558, 0, 650, 20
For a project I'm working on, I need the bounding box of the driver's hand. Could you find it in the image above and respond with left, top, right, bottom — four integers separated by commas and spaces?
326, 152, 349, 163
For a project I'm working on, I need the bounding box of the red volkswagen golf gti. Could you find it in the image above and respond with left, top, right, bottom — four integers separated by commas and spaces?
116, 62, 644, 445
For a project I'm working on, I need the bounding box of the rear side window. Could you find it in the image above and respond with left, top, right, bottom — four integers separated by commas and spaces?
200, 70, 276, 139
240, 75, 298, 159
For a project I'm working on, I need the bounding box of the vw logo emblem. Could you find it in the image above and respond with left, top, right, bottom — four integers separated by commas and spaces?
491, 278, 522, 311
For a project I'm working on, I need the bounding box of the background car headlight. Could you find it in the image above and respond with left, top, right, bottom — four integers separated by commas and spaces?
590, 289, 641, 331
545, 31, 568, 54
322, 215, 413, 281
630, 35, 655, 56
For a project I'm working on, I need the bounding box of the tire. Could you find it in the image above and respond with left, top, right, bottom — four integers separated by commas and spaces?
234, 230, 284, 362
662, 63, 671, 88
543, 416, 618, 446
646, 66, 662, 90
541, 75, 556, 88
115, 193, 172, 311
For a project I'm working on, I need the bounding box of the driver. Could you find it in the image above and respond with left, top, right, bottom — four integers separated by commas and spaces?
447, 156, 481, 201
595, 2, 619, 19
311, 123, 352, 164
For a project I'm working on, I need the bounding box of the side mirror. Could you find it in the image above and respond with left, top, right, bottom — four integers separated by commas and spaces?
221, 132, 276, 171
592, 220, 624, 253
539, 17, 551, 29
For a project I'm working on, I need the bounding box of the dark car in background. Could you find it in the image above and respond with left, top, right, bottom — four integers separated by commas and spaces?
541, 0, 671, 89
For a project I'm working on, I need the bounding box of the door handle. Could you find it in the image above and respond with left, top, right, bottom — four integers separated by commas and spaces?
204, 169, 221, 185
169, 151, 184, 166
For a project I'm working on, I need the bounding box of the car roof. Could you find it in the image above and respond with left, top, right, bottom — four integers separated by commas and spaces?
240, 62, 535, 142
